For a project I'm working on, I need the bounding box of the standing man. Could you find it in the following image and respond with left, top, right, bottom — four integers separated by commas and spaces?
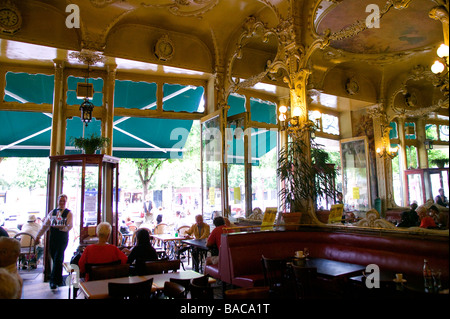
36, 194, 73, 291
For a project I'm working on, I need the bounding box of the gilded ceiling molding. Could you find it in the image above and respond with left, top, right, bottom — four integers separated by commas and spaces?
140, 0, 219, 18
69, 49, 106, 66
225, 16, 275, 98
388, 65, 447, 118
324, 0, 412, 41
80, 8, 134, 51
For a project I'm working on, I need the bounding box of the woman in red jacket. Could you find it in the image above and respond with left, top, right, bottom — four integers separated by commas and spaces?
78, 222, 128, 281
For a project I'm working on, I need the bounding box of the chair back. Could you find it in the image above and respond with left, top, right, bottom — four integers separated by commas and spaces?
163, 281, 186, 299
291, 265, 318, 299
189, 282, 214, 299
143, 259, 181, 275
108, 278, 154, 299
153, 223, 168, 235
87, 261, 129, 281
177, 225, 190, 237
14, 232, 36, 269
224, 287, 270, 299
191, 275, 209, 286
169, 278, 191, 298
261, 255, 288, 288
14, 232, 36, 248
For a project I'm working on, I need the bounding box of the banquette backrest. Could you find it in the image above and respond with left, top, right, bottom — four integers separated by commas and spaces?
218, 230, 449, 283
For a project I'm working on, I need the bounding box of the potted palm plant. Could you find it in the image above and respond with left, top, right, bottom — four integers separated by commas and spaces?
71, 134, 110, 154
277, 134, 338, 229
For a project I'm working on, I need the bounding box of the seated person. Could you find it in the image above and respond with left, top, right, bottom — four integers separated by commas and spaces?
397, 202, 419, 227
428, 205, 448, 229
78, 222, 128, 281
416, 205, 437, 229
182, 215, 210, 270
206, 216, 226, 266
185, 215, 210, 240
435, 188, 449, 208
19, 215, 44, 268
126, 228, 158, 275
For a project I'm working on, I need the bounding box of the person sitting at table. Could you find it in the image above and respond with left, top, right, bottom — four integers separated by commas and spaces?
206, 216, 226, 266
182, 215, 210, 270
185, 214, 210, 240
126, 228, 158, 275
435, 188, 449, 208
397, 202, 419, 228
416, 205, 437, 229
78, 222, 128, 281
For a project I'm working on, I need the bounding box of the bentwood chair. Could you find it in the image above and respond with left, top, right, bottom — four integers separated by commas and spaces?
291, 265, 319, 299
108, 278, 154, 299
261, 255, 292, 298
224, 287, 270, 299
87, 261, 130, 281
163, 281, 186, 299
142, 259, 181, 275
169, 277, 191, 298
14, 232, 37, 270
189, 275, 214, 299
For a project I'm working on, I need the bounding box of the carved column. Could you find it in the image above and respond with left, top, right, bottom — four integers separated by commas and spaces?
50, 60, 66, 156
429, 3, 449, 45
102, 63, 116, 156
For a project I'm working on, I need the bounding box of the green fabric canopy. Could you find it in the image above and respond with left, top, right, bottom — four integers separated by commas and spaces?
226, 94, 277, 165
1, 73, 204, 158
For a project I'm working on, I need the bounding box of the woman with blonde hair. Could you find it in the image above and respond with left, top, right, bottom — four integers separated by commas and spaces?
78, 222, 128, 281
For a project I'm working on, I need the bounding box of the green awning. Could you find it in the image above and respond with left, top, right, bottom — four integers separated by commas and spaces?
1, 73, 204, 159
226, 94, 278, 165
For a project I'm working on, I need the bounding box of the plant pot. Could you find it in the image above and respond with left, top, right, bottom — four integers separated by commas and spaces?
84, 147, 97, 154
282, 212, 302, 230
315, 210, 331, 224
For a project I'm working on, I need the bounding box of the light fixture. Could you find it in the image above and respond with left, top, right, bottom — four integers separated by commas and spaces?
376, 145, 399, 159
424, 139, 434, 150
79, 98, 94, 126
431, 43, 449, 97
437, 43, 449, 59
278, 104, 317, 138
69, 50, 105, 127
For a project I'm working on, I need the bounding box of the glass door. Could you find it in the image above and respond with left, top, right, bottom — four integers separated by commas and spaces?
201, 110, 225, 220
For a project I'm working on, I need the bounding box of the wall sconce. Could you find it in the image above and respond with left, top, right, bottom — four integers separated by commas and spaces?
376, 145, 399, 159
278, 105, 317, 138
431, 43, 449, 96
424, 139, 434, 150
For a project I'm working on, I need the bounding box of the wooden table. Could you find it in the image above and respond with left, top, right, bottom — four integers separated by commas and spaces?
291, 257, 366, 279
79, 270, 207, 299
152, 234, 187, 259
181, 238, 209, 272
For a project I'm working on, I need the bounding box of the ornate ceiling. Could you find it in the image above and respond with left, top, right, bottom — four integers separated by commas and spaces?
0, 0, 448, 112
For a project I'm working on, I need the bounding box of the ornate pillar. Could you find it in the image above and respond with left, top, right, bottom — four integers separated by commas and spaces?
429, 3, 449, 46
102, 63, 116, 156
50, 60, 66, 156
